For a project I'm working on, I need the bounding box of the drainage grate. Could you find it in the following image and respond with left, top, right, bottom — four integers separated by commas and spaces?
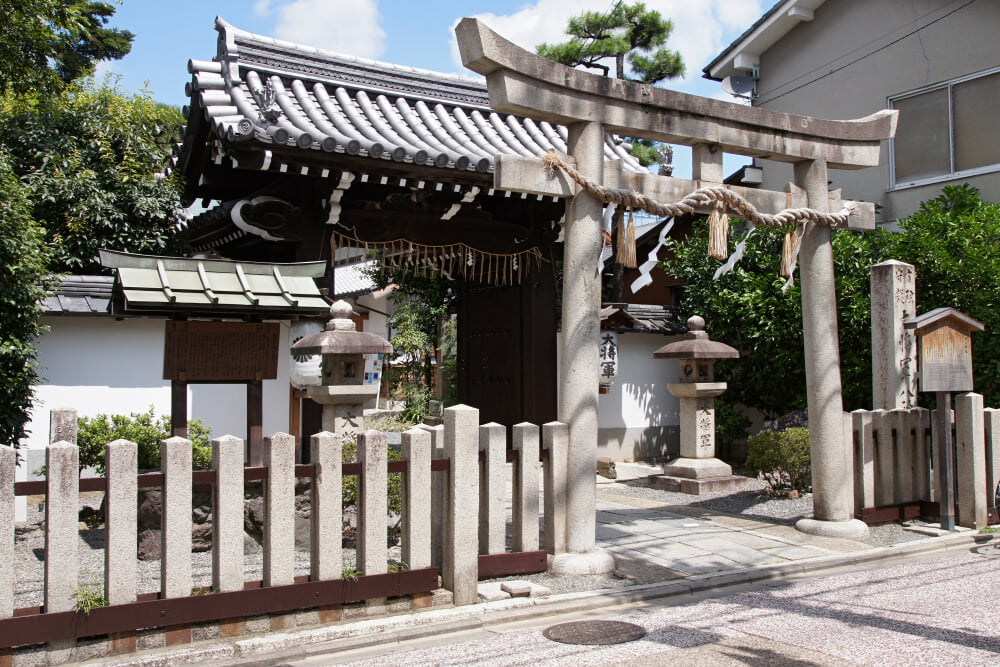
542, 620, 646, 645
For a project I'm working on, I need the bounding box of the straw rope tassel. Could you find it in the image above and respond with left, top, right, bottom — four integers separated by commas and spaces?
780, 225, 800, 278
707, 200, 730, 260
616, 208, 638, 268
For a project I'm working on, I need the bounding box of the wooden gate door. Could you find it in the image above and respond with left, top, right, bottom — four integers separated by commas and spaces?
458, 270, 557, 428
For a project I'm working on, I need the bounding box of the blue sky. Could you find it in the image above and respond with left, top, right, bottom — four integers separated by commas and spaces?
104, 0, 765, 178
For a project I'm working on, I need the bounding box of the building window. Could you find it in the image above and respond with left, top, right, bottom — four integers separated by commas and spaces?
890, 68, 1000, 188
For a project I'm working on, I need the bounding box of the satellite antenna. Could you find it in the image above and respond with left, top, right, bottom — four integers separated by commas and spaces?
721, 74, 756, 99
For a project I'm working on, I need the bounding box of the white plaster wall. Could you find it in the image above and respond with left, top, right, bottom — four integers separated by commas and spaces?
554, 330, 681, 461
597, 333, 679, 429
26, 316, 292, 448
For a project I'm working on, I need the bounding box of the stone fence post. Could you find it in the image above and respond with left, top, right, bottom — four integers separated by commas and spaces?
1, 446, 15, 619
310, 432, 342, 582
161, 437, 192, 599
512, 423, 539, 553
264, 433, 295, 588
955, 393, 987, 529
105, 440, 137, 605
45, 442, 79, 612
443, 405, 479, 606
543, 422, 567, 555
479, 423, 506, 555
358, 430, 388, 613
213, 435, 245, 593
985, 409, 1000, 518
401, 428, 431, 572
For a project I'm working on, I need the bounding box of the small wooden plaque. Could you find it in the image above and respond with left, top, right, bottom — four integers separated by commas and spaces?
164, 321, 279, 382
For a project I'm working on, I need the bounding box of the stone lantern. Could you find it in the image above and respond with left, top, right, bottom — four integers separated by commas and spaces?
651, 315, 747, 494
290, 300, 393, 436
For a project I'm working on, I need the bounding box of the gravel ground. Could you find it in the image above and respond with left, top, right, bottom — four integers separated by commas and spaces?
13, 473, 931, 607
14, 499, 399, 609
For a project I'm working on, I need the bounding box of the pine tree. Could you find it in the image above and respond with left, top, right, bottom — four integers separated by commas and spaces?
537, 2, 684, 166
537, 2, 684, 84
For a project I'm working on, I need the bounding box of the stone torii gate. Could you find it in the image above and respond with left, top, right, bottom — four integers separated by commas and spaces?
457, 19, 896, 573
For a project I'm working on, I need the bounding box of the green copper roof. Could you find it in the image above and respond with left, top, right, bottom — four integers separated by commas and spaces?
100, 250, 329, 317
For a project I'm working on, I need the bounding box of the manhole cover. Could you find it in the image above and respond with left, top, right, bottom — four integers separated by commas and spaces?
542, 620, 646, 645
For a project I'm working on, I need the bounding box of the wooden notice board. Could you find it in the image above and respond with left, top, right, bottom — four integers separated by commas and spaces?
164, 321, 280, 383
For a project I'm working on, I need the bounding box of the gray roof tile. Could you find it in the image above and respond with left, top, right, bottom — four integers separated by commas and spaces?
43, 275, 114, 315
175, 17, 644, 181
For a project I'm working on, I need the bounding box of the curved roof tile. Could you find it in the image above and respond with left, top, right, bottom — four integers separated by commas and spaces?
177, 17, 644, 180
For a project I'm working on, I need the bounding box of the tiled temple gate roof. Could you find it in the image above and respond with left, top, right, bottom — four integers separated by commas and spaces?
173, 17, 643, 203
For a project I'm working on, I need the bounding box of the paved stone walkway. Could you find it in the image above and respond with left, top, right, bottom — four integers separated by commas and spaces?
592, 490, 866, 581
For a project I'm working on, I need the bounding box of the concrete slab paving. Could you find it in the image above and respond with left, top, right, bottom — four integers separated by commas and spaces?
760, 544, 838, 561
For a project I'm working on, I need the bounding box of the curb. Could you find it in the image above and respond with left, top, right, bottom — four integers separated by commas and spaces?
97, 531, 997, 666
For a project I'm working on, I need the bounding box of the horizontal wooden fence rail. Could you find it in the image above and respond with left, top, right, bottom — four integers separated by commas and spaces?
1, 408, 568, 657
13, 461, 456, 496
0, 569, 438, 648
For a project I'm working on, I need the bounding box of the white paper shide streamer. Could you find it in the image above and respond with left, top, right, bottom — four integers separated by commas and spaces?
630, 217, 674, 294
713, 223, 756, 281
598, 203, 616, 273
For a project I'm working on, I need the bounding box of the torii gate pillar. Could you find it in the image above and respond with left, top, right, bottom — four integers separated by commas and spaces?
457, 18, 891, 554
556, 121, 616, 572
794, 160, 868, 539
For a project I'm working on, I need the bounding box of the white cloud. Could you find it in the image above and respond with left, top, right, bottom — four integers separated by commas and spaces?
94, 59, 119, 82
449, 0, 763, 93
263, 0, 385, 59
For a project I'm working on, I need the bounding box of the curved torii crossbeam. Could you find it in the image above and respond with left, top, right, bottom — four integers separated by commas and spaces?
456, 19, 894, 561
456, 18, 896, 168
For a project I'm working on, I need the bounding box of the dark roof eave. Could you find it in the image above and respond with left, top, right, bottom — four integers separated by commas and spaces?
702, 0, 788, 81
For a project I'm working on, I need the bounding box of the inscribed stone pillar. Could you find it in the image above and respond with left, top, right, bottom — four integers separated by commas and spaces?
794, 159, 869, 540
555, 120, 613, 573
48, 407, 77, 445
871, 260, 916, 409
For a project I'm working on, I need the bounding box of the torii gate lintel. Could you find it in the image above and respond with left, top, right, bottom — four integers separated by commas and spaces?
456, 19, 895, 566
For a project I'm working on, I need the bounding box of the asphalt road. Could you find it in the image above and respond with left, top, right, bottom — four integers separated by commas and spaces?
286, 541, 1000, 666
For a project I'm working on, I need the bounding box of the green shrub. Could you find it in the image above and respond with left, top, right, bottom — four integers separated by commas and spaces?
77, 407, 212, 474
744, 427, 811, 492
341, 439, 403, 515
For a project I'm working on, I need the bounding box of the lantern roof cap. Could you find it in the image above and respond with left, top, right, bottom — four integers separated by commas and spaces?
290, 299, 393, 355
653, 315, 739, 360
